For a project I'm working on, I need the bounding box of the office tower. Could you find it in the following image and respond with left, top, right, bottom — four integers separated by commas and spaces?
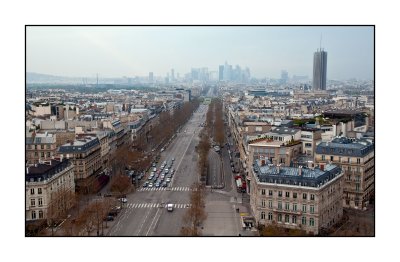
313, 49, 328, 90
149, 72, 154, 83
281, 70, 288, 84
219, 65, 224, 81
171, 69, 175, 81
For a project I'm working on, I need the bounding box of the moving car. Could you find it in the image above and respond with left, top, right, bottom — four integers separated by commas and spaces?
167, 203, 174, 212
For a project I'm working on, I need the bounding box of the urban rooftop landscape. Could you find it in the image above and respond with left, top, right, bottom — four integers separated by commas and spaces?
25, 26, 375, 239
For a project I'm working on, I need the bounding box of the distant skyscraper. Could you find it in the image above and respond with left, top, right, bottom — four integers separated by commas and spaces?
313, 49, 328, 90
171, 69, 175, 81
219, 65, 224, 81
149, 72, 154, 83
281, 70, 288, 84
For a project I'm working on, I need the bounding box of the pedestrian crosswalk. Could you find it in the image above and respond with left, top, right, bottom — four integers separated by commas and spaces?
138, 187, 191, 192
126, 203, 192, 209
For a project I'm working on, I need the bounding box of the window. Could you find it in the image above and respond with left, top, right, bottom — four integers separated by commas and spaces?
310, 194, 315, 201
339, 157, 342, 163
261, 211, 266, 220
305, 143, 312, 148
47, 152, 51, 157
303, 193, 307, 200
39, 210, 44, 219
41, 152, 44, 157
285, 215, 290, 223
261, 189, 266, 195
310, 205, 315, 214
355, 183, 360, 192
278, 191, 282, 197
262, 199, 266, 207
278, 214, 282, 222
30, 188, 34, 195
357, 158, 361, 164
34, 145, 37, 150
285, 192, 290, 198
34, 152, 38, 157
293, 203, 297, 211
30, 198, 35, 207
268, 190, 273, 196
302, 216, 306, 225
285, 202, 290, 210
46, 144, 50, 149
268, 200, 273, 208
309, 218, 315, 227
302, 204, 307, 213
292, 215, 297, 224
41, 145, 44, 150
38, 188, 42, 194
348, 158, 351, 164
278, 201, 282, 210
268, 212, 273, 221
322, 155, 325, 161
31, 211, 36, 220
38, 198, 43, 207
293, 192, 297, 199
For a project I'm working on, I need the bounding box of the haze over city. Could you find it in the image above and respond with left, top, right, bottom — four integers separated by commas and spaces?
27, 26, 374, 80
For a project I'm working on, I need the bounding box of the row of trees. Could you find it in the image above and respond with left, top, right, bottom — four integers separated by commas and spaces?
146, 100, 200, 152
213, 99, 225, 146
180, 183, 207, 236
61, 197, 117, 236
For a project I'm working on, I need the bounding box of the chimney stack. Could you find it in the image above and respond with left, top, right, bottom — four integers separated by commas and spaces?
320, 164, 324, 171
277, 164, 281, 173
298, 165, 303, 176
261, 159, 265, 166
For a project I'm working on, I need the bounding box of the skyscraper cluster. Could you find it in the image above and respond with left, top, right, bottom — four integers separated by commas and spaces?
219, 61, 250, 83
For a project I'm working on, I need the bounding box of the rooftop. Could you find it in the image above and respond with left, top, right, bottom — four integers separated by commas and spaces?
269, 127, 299, 135
58, 136, 100, 153
253, 159, 342, 188
315, 137, 374, 157
26, 159, 71, 182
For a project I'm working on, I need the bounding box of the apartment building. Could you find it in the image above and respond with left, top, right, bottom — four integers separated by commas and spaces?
26, 159, 75, 222
58, 136, 102, 194
26, 132, 57, 164
315, 137, 374, 209
249, 159, 343, 235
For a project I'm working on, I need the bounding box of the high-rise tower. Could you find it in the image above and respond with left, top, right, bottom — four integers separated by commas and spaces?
313, 49, 328, 90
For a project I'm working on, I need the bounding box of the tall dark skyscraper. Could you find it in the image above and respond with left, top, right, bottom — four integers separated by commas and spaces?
313, 49, 328, 90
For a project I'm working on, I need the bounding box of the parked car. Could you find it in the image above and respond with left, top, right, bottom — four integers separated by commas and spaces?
161, 147, 165, 152
104, 215, 114, 221
166, 178, 171, 183
143, 182, 149, 188
162, 182, 167, 187
118, 198, 127, 203
155, 182, 160, 188
148, 183, 154, 188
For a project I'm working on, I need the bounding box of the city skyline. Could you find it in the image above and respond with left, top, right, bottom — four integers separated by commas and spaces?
27, 26, 374, 80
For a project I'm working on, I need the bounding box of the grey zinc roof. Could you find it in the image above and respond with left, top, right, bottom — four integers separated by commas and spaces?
270, 127, 299, 135
58, 136, 100, 153
253, 159, 341, 188
315, 137, 374, 157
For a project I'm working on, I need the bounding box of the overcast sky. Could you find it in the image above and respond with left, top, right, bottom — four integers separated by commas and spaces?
27, 26, 374, 80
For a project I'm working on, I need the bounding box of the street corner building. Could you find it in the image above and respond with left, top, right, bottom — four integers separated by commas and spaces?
249, 159, 343, 235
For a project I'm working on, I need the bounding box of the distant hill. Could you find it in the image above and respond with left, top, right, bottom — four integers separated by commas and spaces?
27, 72, 84, 84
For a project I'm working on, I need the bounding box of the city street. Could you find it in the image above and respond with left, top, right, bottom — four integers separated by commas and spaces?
107, 104, 208, 236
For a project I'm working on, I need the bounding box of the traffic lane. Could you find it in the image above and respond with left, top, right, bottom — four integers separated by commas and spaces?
208, 150, 222, 187
172, 146, 199, 186
221, 147, 233, 192
151, 207, 186, 236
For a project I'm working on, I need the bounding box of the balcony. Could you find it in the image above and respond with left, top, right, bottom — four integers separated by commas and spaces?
272, 208, 302, 215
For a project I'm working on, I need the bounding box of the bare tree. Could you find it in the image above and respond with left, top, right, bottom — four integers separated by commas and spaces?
181, 183, 207, 236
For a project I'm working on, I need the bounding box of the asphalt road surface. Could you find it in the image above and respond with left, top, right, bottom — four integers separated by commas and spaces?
107, 104, 208, 236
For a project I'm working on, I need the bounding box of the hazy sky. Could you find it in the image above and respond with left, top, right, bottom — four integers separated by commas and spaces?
27, 26, 374, 80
